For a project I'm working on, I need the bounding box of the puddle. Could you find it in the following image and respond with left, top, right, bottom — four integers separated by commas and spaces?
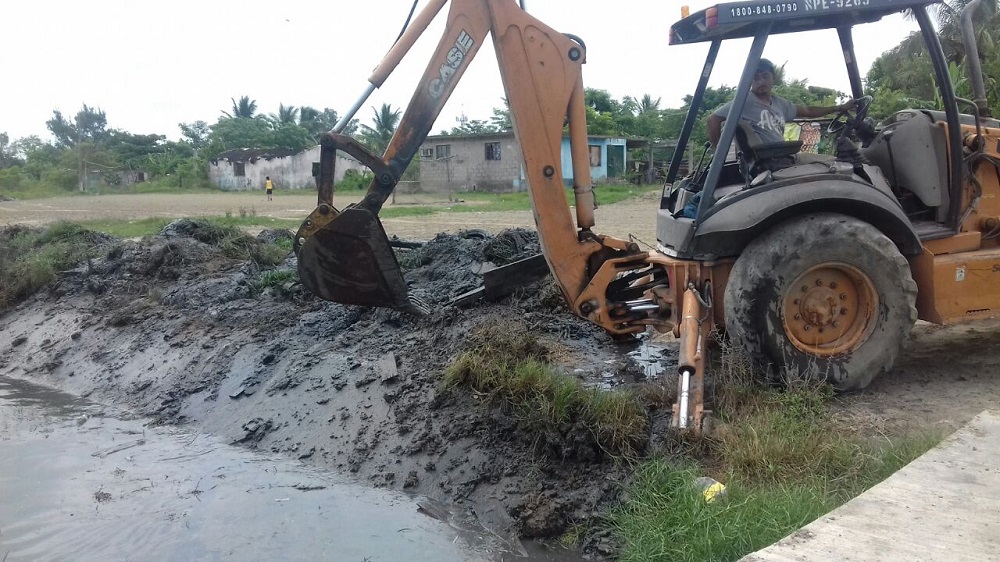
583, 332, 679, 391
626, 336, 675, 380
0, 376, 563, 561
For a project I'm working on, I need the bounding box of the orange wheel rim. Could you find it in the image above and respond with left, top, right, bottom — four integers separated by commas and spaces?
781, 263, 877, 357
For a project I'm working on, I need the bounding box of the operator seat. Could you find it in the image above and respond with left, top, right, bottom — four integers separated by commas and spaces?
733, 121, 802, 182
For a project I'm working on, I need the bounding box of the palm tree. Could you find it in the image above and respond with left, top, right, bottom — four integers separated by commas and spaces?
490, 98, 513, 131
935, 0, 999, 63
299, 105, 320, 126
360, 103, 401, 155
297, 106, 327, 139
222, 96, 258, 119
624, 93, 662, 116
625, 93, 666, 184
868, 0, 999, 111
896, 0, 999, 64
273, 103, 299, 125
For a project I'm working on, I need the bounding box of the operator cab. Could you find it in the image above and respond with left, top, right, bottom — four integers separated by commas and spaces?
658, 0, 994, 259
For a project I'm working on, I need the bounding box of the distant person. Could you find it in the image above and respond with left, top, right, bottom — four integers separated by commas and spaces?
707, 58, 854, 149
265, 176, 274, 201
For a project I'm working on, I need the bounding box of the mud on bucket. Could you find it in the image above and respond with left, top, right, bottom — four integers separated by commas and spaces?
296, 207, 423, 313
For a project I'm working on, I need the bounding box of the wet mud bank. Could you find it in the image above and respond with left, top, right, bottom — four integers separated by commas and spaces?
0, 222, 678, 555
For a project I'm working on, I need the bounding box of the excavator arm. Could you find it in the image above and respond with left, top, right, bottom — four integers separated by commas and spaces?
294, 0, 721, 431
295, 0, 614, 311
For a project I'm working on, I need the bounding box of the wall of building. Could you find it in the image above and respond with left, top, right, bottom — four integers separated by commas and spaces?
84, 169, 148, 190
418, 134, 524, 193
416, 134, 629, 193
560, 137, 627, 184
208, 146, 366, 192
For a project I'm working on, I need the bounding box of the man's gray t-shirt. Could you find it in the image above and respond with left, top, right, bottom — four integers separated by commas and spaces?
713, 95, 797, 144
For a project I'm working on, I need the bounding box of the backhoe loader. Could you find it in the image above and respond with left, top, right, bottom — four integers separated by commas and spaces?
295, 0, 1000, 432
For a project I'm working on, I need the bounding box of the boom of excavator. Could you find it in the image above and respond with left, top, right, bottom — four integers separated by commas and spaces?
294, 0, 716, 431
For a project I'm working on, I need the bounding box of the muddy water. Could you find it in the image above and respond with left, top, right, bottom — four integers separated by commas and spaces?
584, 332, 678, 390
0, 376, 575, 562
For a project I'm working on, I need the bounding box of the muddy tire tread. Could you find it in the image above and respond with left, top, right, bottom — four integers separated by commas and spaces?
723, 213, 918, 390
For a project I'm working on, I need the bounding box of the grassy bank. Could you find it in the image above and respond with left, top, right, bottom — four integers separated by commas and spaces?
444, 321, 648, 458
0, 220, 292, 312
609, 348, 942, 562
442, 324, 942, 560
608, 432, 934, 562
611, 408, 938, 560
0, 222, 104, 310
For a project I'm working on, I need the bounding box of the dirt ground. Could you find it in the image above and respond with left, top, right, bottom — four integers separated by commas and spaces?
1, 192, 999, 556
0, 190, 660, 243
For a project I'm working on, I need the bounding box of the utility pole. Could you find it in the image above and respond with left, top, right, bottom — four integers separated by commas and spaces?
78, 151, 86, 191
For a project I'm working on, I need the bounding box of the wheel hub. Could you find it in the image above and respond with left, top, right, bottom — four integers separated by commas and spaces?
782, 263, 877, 356
801, 286, 839, 327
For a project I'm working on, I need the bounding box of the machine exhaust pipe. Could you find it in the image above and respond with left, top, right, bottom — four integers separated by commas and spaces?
960, 0, 990, 117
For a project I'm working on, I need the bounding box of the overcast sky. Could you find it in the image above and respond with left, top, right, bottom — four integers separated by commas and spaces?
4, 0, 921, 143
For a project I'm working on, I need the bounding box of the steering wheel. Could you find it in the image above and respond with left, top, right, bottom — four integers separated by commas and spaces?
827, 95, 873, 136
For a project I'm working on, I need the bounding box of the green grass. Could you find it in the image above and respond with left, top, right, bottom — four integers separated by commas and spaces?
444, 321, 647, 458
611, 461, 837, 562
250, 269, 298, 296
1, 184, 85, 200
0, 222, 106, 310
71, 186, 649, 238
611, 432, 939, 562
378, 206, 439, 218
5, 184, 658, 239
0, 180, 220, 201
607, 346, 943, 562
442, 184, 661, 213
326, 184, 659, 220
108, 182, 219, 195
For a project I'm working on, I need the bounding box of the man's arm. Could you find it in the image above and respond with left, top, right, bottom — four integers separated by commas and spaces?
795, 99, 856, 119
707, 113, 724, 147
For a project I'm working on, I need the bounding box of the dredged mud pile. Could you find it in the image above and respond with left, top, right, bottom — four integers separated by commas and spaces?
0, 221, 670, 554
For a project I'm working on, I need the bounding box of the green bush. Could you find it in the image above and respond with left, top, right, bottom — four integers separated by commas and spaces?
336, 169, 373, 190
42, 168, 78, 191
0, 167, 24, 190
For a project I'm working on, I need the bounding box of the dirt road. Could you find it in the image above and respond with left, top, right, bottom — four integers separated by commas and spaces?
0, 191, 660, 242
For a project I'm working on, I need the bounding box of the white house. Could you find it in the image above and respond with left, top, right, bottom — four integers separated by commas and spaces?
208, 146, 366, 191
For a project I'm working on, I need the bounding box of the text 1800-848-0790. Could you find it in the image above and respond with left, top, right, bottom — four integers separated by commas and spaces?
722, 0, 879, 23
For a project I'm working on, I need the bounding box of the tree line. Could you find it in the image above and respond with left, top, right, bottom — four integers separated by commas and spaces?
0, 0, 995, 193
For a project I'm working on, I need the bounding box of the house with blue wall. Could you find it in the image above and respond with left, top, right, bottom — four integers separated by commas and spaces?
559, 135, 627, 185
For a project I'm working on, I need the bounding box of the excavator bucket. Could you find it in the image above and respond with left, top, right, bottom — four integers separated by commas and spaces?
296, 206, 413, 310
294, 134, 428, 314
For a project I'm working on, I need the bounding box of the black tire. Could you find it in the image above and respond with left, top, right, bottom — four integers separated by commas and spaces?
724, 213, 917, 390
